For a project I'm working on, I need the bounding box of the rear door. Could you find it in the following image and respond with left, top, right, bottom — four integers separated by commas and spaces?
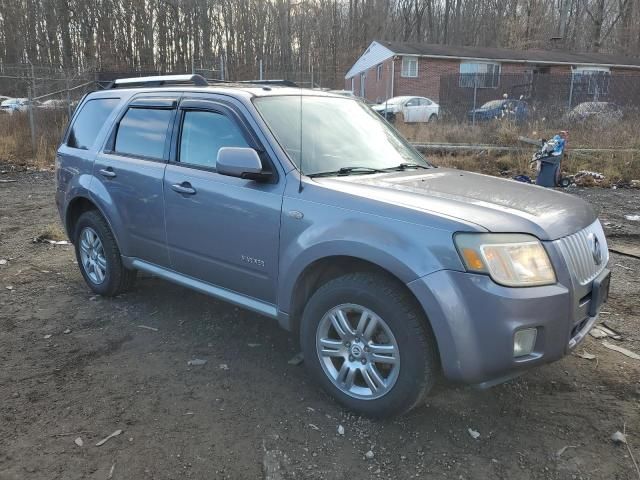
162, 97, 283, 304
92, 95, 178, 266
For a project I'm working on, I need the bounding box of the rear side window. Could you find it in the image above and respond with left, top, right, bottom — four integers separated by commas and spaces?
67, 98, 119, 150
179, 110, 250, 168
115, 107, 172, 159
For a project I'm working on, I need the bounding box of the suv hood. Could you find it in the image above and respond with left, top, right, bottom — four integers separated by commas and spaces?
314, 168, 596, 241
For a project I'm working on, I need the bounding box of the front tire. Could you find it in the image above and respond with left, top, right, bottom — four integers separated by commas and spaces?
74, 210, 136, 296
300, 272, 438, 417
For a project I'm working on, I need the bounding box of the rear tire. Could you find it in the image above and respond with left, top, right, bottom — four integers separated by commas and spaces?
74, 210, 136, 296
300, 272, 438, 418
429, 114, 438, 122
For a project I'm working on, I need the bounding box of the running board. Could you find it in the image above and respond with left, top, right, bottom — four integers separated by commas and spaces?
124, 257, 278, 319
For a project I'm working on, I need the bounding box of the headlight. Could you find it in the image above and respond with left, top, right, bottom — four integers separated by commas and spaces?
454, 233, 556, 287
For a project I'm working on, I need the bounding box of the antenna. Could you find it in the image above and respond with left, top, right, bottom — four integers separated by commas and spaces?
298, 86, 304, 193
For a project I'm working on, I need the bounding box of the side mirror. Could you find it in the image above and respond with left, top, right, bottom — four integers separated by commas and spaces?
216, 147, 269, 180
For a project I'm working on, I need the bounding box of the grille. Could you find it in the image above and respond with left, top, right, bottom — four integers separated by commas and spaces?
554, 220, 609, 285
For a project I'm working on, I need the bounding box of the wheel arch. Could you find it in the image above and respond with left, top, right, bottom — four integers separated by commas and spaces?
64, 195, 120, 250
284, 255, 439, 355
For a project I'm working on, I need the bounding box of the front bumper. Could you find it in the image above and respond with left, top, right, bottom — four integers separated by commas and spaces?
407, 269, 602, 384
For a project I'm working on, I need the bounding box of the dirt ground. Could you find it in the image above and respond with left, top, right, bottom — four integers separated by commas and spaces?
1, 166, 639, 480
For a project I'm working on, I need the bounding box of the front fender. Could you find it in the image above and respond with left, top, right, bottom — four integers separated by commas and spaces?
277, 197, 465, 315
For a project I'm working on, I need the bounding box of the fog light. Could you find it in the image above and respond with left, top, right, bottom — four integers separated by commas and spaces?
513, 328, 537, 357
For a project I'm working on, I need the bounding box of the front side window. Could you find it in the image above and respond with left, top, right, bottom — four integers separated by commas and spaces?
401, 57, 418, 78
67, 98, 119, 150
253, 95, 429, 176
115, 107, 172, 159
179, 110, 250, 168
459, 62, 501, 88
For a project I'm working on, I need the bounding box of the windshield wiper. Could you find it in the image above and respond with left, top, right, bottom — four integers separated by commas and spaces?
308, 166, 385, 178
382, 163, 430, 171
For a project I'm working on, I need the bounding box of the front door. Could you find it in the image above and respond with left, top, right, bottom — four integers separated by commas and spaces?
403, 97, 429, 123
163, 98, 283, 303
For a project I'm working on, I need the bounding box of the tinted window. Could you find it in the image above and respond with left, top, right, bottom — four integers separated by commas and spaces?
115, 107, 172, 159
179, 110, 249, 168
67, 98, 119, 150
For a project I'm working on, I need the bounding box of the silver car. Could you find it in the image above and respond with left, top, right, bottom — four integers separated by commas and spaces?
56, 75, 609, 417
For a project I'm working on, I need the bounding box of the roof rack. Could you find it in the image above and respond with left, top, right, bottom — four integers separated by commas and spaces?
106, 74, 209, 89
235, 79, 299, 87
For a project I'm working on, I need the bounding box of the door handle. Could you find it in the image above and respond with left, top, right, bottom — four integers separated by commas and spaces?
99, 168, 116, 178
171, 182, 196, 195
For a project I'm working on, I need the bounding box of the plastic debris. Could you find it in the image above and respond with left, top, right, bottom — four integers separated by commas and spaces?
576, 351, 596, 360
63, 328, 71, 334
0, 259, 7, 265
74, 437, 84, 447
625, 215, 640, 221
288, 352, 304, 366
33, 236, 70, 245
219, 363, 229, 370
137, 325, 158, 332
589, 328, 609, 339
43, 334, 52, 339
95, 429, 123, 447
187, 359, 207, 366
309, 424, 320, 431
602, 341, 640, 360
365, 450, 375, 460
337, 425, 345, 436
468, 428, 481, 439
556, 445, 577, 457
611, 431, 627, 444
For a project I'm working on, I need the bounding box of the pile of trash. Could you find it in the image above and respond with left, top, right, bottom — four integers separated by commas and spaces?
569, 170, 606, 187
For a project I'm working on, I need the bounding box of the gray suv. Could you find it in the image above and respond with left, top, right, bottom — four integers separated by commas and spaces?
56, 75, 610, 417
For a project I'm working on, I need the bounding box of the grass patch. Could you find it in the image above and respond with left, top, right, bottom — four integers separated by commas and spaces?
397, 115, 640, 150
0, 110, 67, 168
428, 150, 640, 186
36, 223, 68, 242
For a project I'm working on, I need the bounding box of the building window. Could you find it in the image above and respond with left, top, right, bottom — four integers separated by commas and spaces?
376, 64, 383, 82
360, 72, 366, 97
459, 62, 501, 88
573, 66, 610, 97
401, 57, 418, 78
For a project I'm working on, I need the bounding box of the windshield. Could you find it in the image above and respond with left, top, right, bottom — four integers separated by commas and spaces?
481, 100, 505, 109
254, 95, 429, 176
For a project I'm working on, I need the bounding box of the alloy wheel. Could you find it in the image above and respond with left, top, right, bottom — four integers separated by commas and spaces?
316, 303, 400, 400
79, 227, 107, 285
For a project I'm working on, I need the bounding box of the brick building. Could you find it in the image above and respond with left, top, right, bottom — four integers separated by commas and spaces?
345, 41, 640, 105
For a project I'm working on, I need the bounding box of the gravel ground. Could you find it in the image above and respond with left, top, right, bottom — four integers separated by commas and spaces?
1, 168, 639, 480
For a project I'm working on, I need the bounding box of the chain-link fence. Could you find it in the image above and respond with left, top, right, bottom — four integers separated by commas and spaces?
0, 64, 97, 165
438, 72, 640, 126
0, 60, 348, 166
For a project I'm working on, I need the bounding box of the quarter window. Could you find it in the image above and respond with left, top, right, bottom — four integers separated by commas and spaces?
179, 110, 250, 169
401, 57, 418, 78
115, 107, 173, 159
67, 98, 119, 150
